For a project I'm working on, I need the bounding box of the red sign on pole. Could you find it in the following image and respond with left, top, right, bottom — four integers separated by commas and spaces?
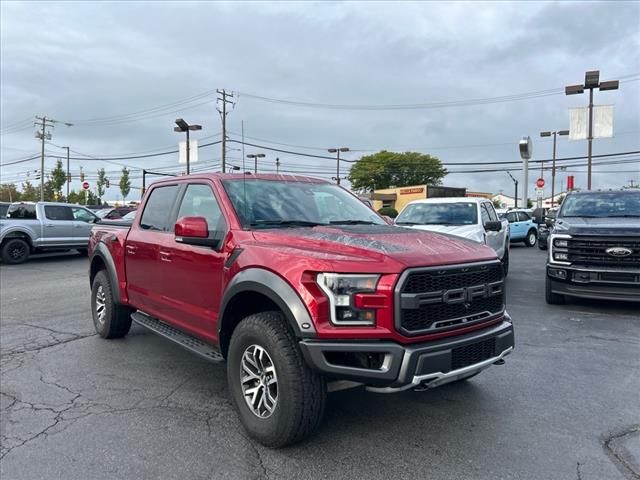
567, 176, 574, 190
82, 181, 90, 191
536, 178, 545, 188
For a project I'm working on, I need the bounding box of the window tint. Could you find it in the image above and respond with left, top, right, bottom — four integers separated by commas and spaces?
517, 211, 531, 222
480, 204, 491, 224
505, 212, 518, 223
7, 204, 37, 219
72, 207, 96, 223
177, 184, 224, 232
44, 205, 74, 221
140, 185, 179, 231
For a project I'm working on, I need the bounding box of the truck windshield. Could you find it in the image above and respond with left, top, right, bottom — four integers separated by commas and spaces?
396, 203, 478, 225
222, 179, 386, 228
560, 192, 640, 218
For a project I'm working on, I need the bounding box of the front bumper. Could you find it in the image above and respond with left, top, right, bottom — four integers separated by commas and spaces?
547, 265, 640, 302
299, 316, 514, 393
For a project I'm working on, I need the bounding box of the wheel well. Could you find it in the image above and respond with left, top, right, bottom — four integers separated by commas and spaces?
1, 233, 33, 251
219, 291, 281, 358
90, 255, 106, 285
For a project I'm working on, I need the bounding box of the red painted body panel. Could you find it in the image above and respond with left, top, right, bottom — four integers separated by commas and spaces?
89, 173, 502, 346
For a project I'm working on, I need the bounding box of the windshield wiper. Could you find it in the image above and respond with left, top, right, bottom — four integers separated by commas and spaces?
395, 221, 421, 225
605, 214, 640, 218
329, 220, 379, 225
248, 220, 326, 228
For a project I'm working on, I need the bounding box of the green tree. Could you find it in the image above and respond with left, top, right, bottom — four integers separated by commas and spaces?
96, 168, 107, 202
527, 199, 534, 209
119, 167, 131, 201
556, 194, 565, 205
492, 198, 502, 208
348, 151, 447, 192
0, 184, 20, 202
21, 181, 39, 201
49, 160, 67, 199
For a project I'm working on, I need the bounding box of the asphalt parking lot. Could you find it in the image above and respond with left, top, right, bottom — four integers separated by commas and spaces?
1, 246, 639, 480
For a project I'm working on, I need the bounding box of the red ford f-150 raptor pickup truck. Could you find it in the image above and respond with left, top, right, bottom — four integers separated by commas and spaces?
88, 174, 515, 447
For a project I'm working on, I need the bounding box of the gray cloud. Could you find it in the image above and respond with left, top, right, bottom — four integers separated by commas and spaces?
1, 1, 638, 199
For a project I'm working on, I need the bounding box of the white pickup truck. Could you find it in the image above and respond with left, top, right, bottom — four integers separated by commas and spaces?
0, 202, 98, 264
395, 197, 511, 274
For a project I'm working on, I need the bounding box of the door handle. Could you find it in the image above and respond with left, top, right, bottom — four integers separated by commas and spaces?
126, 245, 137, 255
45, 223, 55, 227
159, 251, 172, 262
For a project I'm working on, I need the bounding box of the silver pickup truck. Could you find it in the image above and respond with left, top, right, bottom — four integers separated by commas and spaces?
0, 202, 98, 264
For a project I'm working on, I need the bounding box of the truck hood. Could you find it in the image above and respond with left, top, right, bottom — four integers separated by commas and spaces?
400, 224, 481, 241
250, 224, 496, 269
555, 217, 640, 236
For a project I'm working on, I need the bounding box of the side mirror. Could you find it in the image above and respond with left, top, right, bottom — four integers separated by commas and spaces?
545, 217, 555, 228
484, 221, 502, 232
532, 208, 544, 225
175, 216, 220, 248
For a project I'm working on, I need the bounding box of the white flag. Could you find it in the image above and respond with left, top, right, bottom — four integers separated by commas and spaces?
569, 105, 614, 140
178, 140, 199, 164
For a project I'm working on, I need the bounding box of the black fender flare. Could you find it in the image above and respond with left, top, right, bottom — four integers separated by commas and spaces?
90, 242, 121, 304
219, 268, 317, 339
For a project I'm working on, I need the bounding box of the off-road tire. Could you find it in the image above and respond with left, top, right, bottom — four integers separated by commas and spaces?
524, 229, 537, 247
227, 311, 326, 448
545, 276, 565, 305
91, 270, 133, 338
1, 238, 30, 264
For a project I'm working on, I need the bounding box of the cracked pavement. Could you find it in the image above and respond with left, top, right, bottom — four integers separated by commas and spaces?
1, 248, 639, 479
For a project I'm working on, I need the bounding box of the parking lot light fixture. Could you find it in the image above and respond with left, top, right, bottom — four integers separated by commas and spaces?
328, 147, 350, 185
540, 130, 569, 207
246, 153, 265, 174
174, 118, 202, 175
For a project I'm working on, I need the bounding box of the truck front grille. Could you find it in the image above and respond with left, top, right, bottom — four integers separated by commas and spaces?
568, 237, 640, 268
396, 261, 505, 337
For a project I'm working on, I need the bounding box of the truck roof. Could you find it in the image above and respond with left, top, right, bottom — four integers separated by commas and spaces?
406, 197, 491, 205
150, 173, 331, 186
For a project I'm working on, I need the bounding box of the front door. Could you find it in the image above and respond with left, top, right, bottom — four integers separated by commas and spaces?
505, 211, 524, 240
71, 206, 98, 245
158, 182, 227, 344
42, 205, 75, 248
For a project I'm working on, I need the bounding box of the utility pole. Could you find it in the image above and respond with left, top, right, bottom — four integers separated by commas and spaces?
63, 146, 70, 200
565, 70, 619, 190
34, 116, 72, 201
328, 147, 349, 185
217, 89, 235, 173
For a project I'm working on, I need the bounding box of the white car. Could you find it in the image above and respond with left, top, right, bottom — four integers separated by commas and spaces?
395, 197, 510, 274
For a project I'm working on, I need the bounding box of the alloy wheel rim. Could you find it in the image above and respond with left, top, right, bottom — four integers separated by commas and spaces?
10, 244, 26, 260
95, 286, 107, 325
240, 344, 278, 418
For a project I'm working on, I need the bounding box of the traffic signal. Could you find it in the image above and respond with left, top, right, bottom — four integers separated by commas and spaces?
105, 179, 110, 188
80, 171, 85, 182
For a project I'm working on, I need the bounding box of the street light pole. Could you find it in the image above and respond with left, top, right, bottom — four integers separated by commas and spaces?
506, 171, 518, 209
565, 70, 619, 190
328, 147, 349, 185
540, 130, 569, 207
63, 146, 70, 200
174, 118, 202, 175
246, 153, 265, 174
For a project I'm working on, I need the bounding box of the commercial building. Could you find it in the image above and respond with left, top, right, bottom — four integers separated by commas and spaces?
371, 185, 478, 212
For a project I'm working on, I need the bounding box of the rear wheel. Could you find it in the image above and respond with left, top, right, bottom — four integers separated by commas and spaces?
1, 238, 30, 264
545, 276, 565, 305
227, 311, 326, 448
524, 229, 537, 247
91, 271, 132, 338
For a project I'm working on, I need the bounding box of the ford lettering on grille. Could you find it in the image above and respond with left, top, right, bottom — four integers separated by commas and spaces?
396, 262, 505, 336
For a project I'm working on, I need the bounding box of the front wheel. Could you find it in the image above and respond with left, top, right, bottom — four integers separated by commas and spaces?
227, 311, 326, 448
545, 276, 565, 305
524, 229, 537, 247
1, 238, 30, 264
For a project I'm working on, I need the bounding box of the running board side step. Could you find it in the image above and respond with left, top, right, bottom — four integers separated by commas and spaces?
131, 312, 224, 363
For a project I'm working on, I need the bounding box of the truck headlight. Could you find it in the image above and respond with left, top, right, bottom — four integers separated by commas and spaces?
549, 234, 571, 265
317, 273, 380, 326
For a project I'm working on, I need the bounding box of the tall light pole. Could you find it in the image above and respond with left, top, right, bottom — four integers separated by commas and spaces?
174, 118, 202, 175
62, 146, 70, 200
328, 147, 349, 185
565, 70, 619, 190
506, 171, 519, 209
540, 130, 569, 207
518, 136, 532, 209
247, 153, 265, 174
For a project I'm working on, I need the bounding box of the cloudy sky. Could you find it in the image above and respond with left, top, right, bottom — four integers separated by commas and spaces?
1, 1, 639, 201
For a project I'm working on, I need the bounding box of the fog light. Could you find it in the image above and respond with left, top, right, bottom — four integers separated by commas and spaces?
553, 252, 569, 261
548, 268, 567, 279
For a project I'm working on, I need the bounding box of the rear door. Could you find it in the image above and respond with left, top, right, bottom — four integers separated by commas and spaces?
505, 211, 524, 240
42, 205, 75, 247
157, 182, 228, 342
125, 184, 181, 316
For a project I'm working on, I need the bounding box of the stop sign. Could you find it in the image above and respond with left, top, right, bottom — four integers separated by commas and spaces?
536, 178, 545, 188
82, 181, 90, 191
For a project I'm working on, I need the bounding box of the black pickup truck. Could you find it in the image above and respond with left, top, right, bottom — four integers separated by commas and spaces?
534, 190, 640, 304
